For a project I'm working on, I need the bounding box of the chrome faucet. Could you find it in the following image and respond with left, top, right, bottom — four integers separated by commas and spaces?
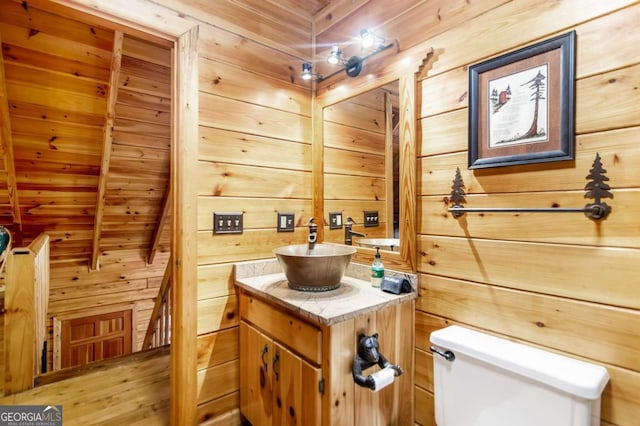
307, 217, 318, 250
345, 216, 365, 245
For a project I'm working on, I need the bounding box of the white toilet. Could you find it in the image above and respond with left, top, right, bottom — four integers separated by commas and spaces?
430, 325, 609, 426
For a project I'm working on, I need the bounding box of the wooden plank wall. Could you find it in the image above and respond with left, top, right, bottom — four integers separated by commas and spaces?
408, 2, 640, 425
151, 0, 314, 422
47, 251, 170, 370
323, 88, 388, 243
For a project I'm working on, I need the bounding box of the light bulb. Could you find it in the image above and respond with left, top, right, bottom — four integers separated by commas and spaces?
360, 29, 375, 49
327, 45, 341, 65
301, 63, 313, 80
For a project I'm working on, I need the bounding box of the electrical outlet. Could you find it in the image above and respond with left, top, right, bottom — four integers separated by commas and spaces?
364, 210, 379, 227
213, 212, 243, 234
329, 212, 343, 229
277, 213, 295, 232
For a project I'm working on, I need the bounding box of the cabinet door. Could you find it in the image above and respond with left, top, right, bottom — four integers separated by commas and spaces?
272, 342, 321, 426
240, 321, 273, 426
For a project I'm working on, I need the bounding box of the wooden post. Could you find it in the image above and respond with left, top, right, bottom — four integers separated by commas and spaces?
170, 26, 199, 425
3, 234, 49, 394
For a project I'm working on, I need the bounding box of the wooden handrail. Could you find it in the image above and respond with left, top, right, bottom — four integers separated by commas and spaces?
142, 257, 172, 350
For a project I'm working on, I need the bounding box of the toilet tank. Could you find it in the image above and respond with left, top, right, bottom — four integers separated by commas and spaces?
430, 326, 609, 426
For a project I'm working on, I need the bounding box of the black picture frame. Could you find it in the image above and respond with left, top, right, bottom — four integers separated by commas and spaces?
468, 31, 576, 169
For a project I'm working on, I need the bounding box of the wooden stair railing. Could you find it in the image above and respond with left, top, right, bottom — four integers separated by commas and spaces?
3, 233, 50, 395
142, 257, 171, 350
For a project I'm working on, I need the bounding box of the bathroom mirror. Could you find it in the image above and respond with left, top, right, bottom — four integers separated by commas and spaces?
313, 49, 426, 272
322, 81, 400, 248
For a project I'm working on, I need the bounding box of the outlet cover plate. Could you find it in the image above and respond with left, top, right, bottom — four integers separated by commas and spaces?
329, 212, 343, 229
277, 213, 295, 232
213, 212, 243, 234
364, 210, 379, 227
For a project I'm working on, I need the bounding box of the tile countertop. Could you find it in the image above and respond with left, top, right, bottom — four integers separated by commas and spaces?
234, 258, 417, 326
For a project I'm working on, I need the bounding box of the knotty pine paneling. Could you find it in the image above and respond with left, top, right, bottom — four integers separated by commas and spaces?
414, 386, 435, 426
418, 235, 640, 309
1, 43, 111, 82
197, 295, 238, 336
418, 273, 640, 371
197, 359, 240, 405
576, 64, 640, 134
197, 24, 305, 86
46, 254, 169, 368
199, 92, 311, 143
199, 57, 311, 116
175, 2, 316, 418
412, 2, 640, 425
199, 127, 311, 171
198, 197, 311, 231
420, 189, 640, 247
121, 35, 171, 66
197, 328, 239, 371
418, 6, 640, 120
324, 147, 385, 177
196, 392, 241, 426
419, 140, 639, 196
197, 263, 236, 301
419, 109, 467, 157
197, 162, 311, 199
197, 229, 306, 265
324, 121, 386, 153
0, 0, 114, 51
0, 22, 112, 68
574, 7, 640, 78
324, 173, 385, 200
425, 0, 636, 79
154, 0, 311, 59
313, 0, 366, 35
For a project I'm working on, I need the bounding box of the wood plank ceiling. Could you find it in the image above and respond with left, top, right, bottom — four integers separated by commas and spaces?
0, 0, 171, 269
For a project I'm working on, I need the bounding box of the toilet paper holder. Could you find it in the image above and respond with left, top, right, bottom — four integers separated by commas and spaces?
352, 333, 403, 391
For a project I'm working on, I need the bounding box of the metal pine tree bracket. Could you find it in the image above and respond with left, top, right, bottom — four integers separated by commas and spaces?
448, 153, 612, 221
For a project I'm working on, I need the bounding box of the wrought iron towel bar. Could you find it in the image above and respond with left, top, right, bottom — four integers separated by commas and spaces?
447, 153, 613, 221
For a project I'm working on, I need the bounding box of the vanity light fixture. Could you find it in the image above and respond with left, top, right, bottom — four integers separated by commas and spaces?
326, 29, 394, 79
301, 29, 396, 83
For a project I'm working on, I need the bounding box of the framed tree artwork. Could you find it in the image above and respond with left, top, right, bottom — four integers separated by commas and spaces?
468, 31, 576, 169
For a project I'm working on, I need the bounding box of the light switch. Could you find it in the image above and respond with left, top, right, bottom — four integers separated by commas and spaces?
364, 210, 379, 227
213, 212, 243, 234
277, 213, 295, 232
329, 212, 343, 229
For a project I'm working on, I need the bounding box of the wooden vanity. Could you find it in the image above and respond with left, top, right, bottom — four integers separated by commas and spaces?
235, 259, 416, 426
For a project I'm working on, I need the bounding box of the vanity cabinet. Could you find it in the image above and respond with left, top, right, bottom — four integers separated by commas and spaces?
239, 295, 322, 426
238, 285, 415, 426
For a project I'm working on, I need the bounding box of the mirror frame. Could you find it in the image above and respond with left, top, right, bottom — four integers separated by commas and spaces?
312, 47, 433, 273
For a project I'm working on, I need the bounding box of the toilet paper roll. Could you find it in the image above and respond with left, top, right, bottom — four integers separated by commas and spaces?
371, 366, 395, 392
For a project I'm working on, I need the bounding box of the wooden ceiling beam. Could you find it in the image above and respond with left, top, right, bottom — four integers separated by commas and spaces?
91, 30, 124, 271
147, 188, 170, 265
0, 32, 23, 231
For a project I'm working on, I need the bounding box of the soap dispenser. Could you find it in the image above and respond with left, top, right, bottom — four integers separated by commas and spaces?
371, 247, 384, 288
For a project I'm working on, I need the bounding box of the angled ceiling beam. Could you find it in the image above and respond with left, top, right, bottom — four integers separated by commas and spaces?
0, 33, 23, 232
91, 30, 124, 271
148, 188, 170, 265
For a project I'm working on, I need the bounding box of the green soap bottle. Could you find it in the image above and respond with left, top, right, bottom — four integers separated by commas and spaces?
371, 246, 384, 288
